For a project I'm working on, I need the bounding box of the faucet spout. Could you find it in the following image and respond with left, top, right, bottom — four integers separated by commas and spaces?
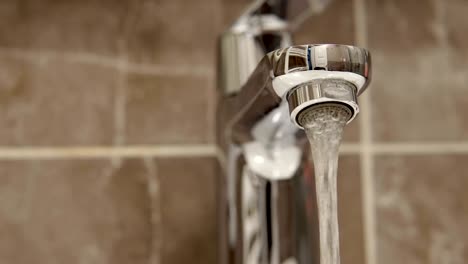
226, 44, 370, 145
216, 3, 372, 264
217, 43, 370, 264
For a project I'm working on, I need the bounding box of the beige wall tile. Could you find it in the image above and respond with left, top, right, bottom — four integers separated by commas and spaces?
157, 157, 217, 264
294, 0, 356, 46
219, 0, 250, 28
375, 155, 468, 263
0, 56, 116, 146
0, 159, 153, 264
343, 119, 360, 143
107, 159, 155, 264
368, 0, 468, 141
446, 0, 468, 60
0, 0, 127, 55
125, 73, 214, 144
367, 0, 436, 52
126, 0, 220, 67
337, 155, 366, 264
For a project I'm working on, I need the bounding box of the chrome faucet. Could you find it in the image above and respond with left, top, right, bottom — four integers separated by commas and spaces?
216, 1, 371, 263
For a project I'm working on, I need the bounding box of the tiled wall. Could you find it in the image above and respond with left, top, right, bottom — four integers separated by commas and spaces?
367, 0, 468, 263
0, 0, 219, 263
0, 0, 467, 264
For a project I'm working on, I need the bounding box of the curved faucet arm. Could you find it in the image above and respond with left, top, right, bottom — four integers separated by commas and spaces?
223, 44, 371, 145
216, 2, 372, 263
232, 0, 333, 32
218, 0, 335, 96
224, 55, 280, 145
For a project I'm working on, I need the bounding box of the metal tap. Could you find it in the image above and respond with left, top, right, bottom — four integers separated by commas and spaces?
216, 1, 371, 263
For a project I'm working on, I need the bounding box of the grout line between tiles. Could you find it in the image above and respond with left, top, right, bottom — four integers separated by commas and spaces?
354, 0, 377, 263
371, 142, 468, 154
0, 47, 214, 77
143, 158, 162, 264
112, 42, 128, 167
2, 142, 468, 160
0, 145, 218, 160
126, 61, 214, 77
360, 95, 377, 264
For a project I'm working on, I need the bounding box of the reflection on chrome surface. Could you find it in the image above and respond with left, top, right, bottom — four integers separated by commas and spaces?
217, 1, 371, 263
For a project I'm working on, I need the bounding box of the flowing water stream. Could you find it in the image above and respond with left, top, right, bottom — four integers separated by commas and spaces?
299, 104, 351, 264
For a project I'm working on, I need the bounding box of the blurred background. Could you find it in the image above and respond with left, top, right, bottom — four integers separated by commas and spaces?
0, 0, 467, 263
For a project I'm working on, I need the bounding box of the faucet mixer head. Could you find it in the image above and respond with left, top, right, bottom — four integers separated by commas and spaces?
269, 44, 371, 129
287, 79, 358, 128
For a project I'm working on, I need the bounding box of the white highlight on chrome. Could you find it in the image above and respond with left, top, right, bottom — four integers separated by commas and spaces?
243, 141, 301, 180
272, 70, 366, 98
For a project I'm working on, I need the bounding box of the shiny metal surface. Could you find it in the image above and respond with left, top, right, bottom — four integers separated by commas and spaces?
217, 1, 372, 264
287, 79, 359, 128
268, 44, 371, 95
218, 25, 291, 95
218, 0, 334, 95
221, 44, 370, 144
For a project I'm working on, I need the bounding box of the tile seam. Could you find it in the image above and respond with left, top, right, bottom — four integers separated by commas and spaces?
0, 145, 218, 159
112, 42, 127, 167
0, 141, 468, 157
354, 0, 377, 263
372, 143, 468, 154
0, 47, 213, 77
143, 158, 162, 264
1, 142, 468, 159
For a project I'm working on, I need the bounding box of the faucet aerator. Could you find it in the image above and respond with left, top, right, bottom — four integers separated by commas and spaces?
286, 78, 360, 129
296, 102, 354, 129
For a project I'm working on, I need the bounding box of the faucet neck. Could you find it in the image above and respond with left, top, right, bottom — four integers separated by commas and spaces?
232, 0, 331, 31
218, 20, 291, 96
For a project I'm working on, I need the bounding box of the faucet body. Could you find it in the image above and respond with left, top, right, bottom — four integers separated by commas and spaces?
216, 1, 371, 263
